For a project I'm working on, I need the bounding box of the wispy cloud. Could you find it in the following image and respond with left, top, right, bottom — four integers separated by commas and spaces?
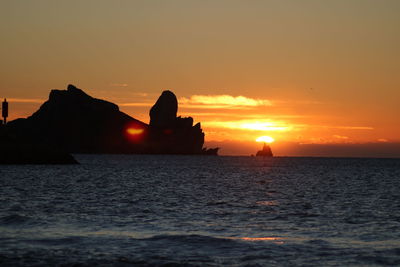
328, 126, 374, 130
179, 95, 272, 109
292, 125, 374, 131
180, 104, 256, 109
203, 120, 291, 132
377, 138, 389, 142
118, 102, 153, 107
201, 119, 374, 135
333, 135, 349, 140
178, 112, 307, 119
109, 83, 129, 87
7, 98, 45, 103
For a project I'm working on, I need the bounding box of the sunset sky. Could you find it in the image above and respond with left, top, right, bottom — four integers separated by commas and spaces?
1, 1, 399, 157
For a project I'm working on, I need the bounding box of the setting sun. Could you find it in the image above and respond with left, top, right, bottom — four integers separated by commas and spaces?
256, 136, 275, 143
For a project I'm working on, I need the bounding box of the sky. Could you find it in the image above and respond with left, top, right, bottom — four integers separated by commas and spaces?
1, 0, 399, 157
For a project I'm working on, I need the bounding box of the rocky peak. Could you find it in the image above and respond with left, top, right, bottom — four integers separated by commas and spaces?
256, 143, 273, 157
149, 90, 178, 128
46, 84, 119, 114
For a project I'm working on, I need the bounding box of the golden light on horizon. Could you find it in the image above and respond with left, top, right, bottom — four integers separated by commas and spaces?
179, 95, 272, 107
240, 122, 289, 131
203, 120, 291, 132
256, 136, 275, 143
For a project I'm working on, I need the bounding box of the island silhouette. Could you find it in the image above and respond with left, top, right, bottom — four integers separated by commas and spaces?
256, 143, 273, 157
0, 84, 218, 164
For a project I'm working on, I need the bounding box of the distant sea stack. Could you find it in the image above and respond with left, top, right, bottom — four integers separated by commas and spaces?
256, 143, 273, 157
5, 84, 218, 155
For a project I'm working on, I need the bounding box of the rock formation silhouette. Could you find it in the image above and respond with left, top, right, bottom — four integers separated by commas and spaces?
7, 84, 147, 153
3, 84, 218, 157
148, 90, 205, 154
0, 123, 78, 164
150, 90, 178, 128
256, 143, 273, 157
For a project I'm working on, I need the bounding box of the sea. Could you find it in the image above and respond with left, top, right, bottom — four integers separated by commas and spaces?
1, 155, 400, 266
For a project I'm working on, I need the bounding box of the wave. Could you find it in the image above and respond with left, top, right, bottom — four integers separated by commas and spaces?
0, 214, 33, 226
140, 234, 239, 245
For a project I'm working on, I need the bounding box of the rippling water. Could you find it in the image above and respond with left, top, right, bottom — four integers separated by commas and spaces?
1, 155, 400, 266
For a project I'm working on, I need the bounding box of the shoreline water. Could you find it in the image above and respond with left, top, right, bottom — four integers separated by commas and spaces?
1, 155, 399, 266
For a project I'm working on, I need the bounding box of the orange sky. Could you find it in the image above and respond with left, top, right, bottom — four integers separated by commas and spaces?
1, 1, 399, 156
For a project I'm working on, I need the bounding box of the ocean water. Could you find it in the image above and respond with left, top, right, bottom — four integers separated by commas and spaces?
1, 155, 400, 266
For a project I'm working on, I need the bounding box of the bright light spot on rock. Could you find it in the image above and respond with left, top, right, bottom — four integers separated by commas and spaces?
127, 128, 144, 135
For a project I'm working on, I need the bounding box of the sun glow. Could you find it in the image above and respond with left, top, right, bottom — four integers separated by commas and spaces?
179, 95, 272, 107
126, 128, 144, 135
125, 125, 146, 143
240, 122, 288, 131
256, 136, 275, 143
203, 120, 290, 131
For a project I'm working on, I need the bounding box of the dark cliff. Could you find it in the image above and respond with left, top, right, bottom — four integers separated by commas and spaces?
7, 85, 147, 153
5, 84, 216, 155
148, 90, 205, 154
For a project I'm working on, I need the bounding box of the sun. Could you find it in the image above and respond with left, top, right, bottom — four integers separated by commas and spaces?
256, 136, 275, 143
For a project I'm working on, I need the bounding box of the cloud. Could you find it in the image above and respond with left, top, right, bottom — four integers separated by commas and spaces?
179, 95, 272, 109
118, 102, 153, 107
333, 126, 374, 130
333, 135, 349, 139
7, 98, 45, 103
203, 120, 291, 131
296, 125, 374, 130
119, 94, 274, 110
178, 112, 307, 119
377, 138, 389, 142
109, 83, 129, 87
